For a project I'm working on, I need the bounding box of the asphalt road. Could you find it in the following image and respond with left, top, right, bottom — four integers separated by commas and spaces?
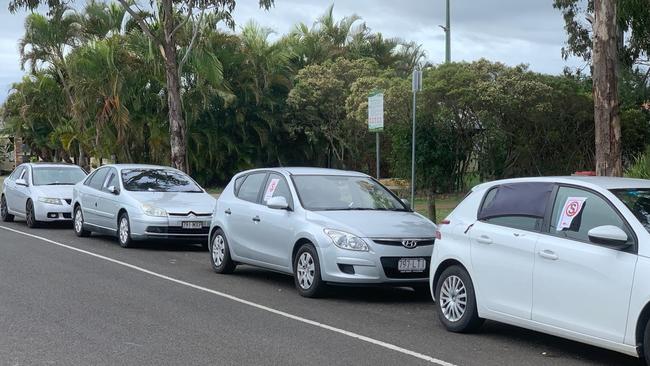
0, 219, 642, 366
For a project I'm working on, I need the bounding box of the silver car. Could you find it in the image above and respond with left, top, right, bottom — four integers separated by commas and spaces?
72, 164, 216, 248
208, 167, 437, 297
1, 163, 87, 228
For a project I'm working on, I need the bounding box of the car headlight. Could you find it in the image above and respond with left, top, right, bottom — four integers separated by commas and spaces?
324, 229, 369, 251
142, 204, 167, 217
38, 197, 62, 205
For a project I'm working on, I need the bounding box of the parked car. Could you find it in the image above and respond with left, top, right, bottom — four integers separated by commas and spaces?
1, 162, 87, 227
72, 164, 216, 248
209, 167, 437, 297
430, 176, 650, 362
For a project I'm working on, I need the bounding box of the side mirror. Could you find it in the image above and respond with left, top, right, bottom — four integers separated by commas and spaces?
15, 178, 27, 187
587, 225, 630, 248
267, 196, 289, 210
107, 185, 119, 195
401, 198, 411, 208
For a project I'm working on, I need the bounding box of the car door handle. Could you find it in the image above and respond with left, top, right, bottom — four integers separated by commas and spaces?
476, 235, 492, 244
224, 209, 231, 215
538, 249, 559, 261
252, 215, 260, 222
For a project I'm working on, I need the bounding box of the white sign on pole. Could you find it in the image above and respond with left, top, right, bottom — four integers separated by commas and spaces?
368, 92, 384, 132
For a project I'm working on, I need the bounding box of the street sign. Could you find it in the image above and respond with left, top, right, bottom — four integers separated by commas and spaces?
368, 92, 384, 132
412, 69, 422, 92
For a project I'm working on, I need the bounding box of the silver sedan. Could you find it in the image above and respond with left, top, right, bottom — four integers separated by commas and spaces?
208, 167, 437, 297
72, 164, 216, 248
2, 163, 87, 228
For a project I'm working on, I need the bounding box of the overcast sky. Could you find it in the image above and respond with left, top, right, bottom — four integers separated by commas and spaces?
0, 0, 585, 102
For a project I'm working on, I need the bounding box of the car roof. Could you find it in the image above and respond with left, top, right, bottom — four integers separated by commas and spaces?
100, 164, 179, 171
238, 167, 369, 177
474, 176, 650, 191
26, 162, 82, 169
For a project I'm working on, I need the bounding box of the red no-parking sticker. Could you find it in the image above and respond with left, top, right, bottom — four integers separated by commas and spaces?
556, 197, 587, 231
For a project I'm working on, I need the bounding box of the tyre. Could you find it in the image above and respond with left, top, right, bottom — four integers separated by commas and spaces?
118, 212, 133, 248
293, 243, 326, 298
73, 206, 90, 237
435, 265, 484, 332
643, 319, 650, 363
1, 195, 14, 222
25, 199, 40, 228
209, 229, 236, 274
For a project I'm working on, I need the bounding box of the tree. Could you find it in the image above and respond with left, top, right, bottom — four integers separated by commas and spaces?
11, 0, 275, 172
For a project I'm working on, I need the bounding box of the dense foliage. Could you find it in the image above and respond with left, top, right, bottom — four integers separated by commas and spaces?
3, 2, 650, 200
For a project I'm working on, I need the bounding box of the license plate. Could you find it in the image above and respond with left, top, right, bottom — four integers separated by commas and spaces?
398, 258, 427, 273
182, 221, 203, 229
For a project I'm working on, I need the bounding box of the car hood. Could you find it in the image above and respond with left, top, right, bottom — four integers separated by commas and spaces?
32, 185, 75, 199
128, 191, 216, 215
306, 210, 437, 238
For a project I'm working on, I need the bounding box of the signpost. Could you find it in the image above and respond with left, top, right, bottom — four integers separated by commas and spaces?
411, 69, 422, 206
368, 91, 384, 179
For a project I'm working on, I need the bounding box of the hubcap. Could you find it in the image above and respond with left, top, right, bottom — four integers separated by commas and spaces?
440, 275, 467, 322
74, 209, 83, 233
212, 235, 225, 267
296, 252, 315, 290
119, 217, 129, 244
27, 203, 33, 225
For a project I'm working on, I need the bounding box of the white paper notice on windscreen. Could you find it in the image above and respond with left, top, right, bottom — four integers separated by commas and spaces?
556, 197, 587, 231
263, 178, 280, 202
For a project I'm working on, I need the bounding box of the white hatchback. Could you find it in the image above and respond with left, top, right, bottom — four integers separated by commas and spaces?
430, 176, 650, 362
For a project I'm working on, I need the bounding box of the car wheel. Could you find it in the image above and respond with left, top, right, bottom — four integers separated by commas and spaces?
73, 206, 90, 237
1, 195, 14, 222
293, 243, 326, 298
435, 265, 484, 332
118, 212, 133, 248
25, 199, 39, 228
643, 319, 650, 363
210, 229, 236, 274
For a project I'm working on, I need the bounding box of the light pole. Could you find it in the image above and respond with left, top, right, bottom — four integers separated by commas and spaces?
439, 0, 451, 63
410, 69, 422, 206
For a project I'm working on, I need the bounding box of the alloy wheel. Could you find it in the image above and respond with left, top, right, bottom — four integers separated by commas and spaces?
440, 275, 467, 322
119, 217, 129, 244
1, 196, 7, 219
74, 209, 83, 233
26, 201, 34, 227
212, 234, 225, 267
296, 252, 315, 290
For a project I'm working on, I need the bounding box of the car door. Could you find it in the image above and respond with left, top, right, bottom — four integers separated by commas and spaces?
82, 167, 109, 227
251, 173, 297, 268
532, 185, 637, 343
5, 165, 24, 212
224, 172, 268, 260
470, 182, 552, 319
13, 166, 31, 215
96, 168, 121, 230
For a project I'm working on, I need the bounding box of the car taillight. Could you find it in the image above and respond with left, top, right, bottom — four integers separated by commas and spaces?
435, 219, 450, 240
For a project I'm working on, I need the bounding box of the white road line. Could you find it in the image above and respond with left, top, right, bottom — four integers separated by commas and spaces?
0, 225, 456, 366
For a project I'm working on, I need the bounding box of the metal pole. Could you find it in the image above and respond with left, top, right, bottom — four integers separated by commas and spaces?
445, 0, 451, 63
410, 91, 416, 206
376, 132, 380, 179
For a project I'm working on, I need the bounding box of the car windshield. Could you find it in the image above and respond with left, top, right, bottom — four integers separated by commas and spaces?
611, 188, 650, 234
32, 167, 86, 186
121, 169, 203, 193
293, 175, 407, 211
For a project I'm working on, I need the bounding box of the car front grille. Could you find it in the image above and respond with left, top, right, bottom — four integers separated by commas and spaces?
380, 256, 431, 279
146, 226, 209, 235
168, 212, 212, 217
372, 238, 434, 248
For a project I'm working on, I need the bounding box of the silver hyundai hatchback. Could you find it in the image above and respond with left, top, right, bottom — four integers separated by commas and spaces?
72, 164, 216, 248
208, 167, 437, 297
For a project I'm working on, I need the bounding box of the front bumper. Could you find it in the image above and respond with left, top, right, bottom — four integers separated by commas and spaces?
34, 200, 73, 222
130, 214, 212, 243
319, 237, 434, 286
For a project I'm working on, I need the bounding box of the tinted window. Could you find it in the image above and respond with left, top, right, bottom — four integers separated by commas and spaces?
611, 188, 650, 235
32, 167, 86, 186
292, 175, 407, 211
121, 169, 202, 192
262, 173, 293, 206
478, 183, 553, 220
550, 186, 632, 244
237, 173, 267, 202
480, 187, 544, 231
88, 168, 109, 190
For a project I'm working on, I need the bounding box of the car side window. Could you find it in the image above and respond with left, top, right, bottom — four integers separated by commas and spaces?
549, 186, 633, 245
88, 168, 109, 191
236, 173, 267, 203
102, 169, 118, 192
10, 166, 24, 181
20, 167, 29, 184
261, 173, 293, 206
478, 183, 553, 231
